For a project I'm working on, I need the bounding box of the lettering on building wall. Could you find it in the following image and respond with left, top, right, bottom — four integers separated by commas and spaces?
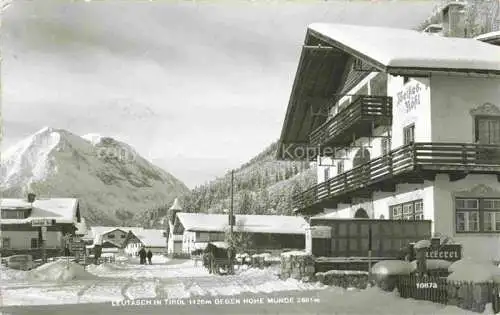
396, 82, 422, 114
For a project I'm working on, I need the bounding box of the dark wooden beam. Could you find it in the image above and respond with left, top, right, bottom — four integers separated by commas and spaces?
399, 175, 425, 184
449, 172, 468, 182
419, 172, 437, 182
319, 200, 338, 209
378, 182, 397, 193
308, 29, 387, 73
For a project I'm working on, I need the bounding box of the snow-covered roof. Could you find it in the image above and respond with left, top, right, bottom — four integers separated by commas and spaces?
133, 229, 166, 248
84, 226, 145, 243
308, 23, 500, 74
0, 198, 79, 224
176, 213, 308, 234
475, 31, 500, 44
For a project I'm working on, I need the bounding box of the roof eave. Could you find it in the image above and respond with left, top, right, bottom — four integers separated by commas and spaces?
385, 66, 500, 77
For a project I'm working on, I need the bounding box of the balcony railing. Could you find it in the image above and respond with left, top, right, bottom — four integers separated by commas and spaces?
309, 95, 392, 149
293, 143, 500, 213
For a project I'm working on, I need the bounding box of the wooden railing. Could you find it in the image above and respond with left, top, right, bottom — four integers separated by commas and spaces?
293, 143, 500, 212
309, 95, 392, 147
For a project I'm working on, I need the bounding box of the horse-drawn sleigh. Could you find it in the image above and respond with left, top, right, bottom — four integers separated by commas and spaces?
201, 242, 235, 275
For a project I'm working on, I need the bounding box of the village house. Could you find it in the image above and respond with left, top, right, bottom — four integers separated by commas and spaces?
0, 194, 81, 259
123, 229, 166, 256
171, 212, 308, 254
83, 226, 145, 255
276, 22, 500, 261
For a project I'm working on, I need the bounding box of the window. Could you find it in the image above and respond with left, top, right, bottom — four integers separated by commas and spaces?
456, 198, 500, 233
121, 235, 126, 239
403, 124, 415, 145
475, 116, 500, 144
381, 138, 390, 156
390, 200, 424, 220
324, 168, 330, 181
108, 234, 115, 239
2, 238, 10, 248
1, 210, 26, 219
337, 161, 344, 174
31, 238, 39, 249
209, 232, 224, 242
197, 232, 209, 242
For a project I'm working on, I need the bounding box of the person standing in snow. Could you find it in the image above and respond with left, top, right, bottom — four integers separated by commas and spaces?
138, 246, 147, 265
147, 249, 153, 265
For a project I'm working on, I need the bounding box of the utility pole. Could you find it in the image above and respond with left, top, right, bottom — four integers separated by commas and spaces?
230, 170, 234, 239
229, 170, 235, 274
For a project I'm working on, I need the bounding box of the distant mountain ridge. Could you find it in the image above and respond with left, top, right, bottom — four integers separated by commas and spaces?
139, 141, 317, 228
1, 127, 190, 225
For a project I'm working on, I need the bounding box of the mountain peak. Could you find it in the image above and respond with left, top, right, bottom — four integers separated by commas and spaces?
1, 127, 190, 225
82, 133, 103, 145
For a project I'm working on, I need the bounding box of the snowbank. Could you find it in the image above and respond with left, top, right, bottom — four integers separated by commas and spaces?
371, 260, 413, 276
319, 270, 369, 276
413, 240, 431, 249
28, 260, 97, 282
86, 263, 128, 274
410, 259, 452, 271
280, 251, 309, 258
447, 258, 500, 283
152, 255, 171, 264
0, 264, 28, 281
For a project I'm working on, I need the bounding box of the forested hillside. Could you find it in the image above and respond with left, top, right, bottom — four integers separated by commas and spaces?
139, 141, 317, 227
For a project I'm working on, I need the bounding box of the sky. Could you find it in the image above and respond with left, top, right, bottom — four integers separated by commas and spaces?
1, 0, 438, 188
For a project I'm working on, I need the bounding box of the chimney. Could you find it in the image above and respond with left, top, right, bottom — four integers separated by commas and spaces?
441, 2, 467, 37
27, 193, 36, 203
168, 198, 182, 224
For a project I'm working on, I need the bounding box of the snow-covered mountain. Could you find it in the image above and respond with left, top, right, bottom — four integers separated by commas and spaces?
0, 127, 190, 225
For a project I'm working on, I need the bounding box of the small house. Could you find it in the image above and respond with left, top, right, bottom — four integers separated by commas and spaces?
0, 195, 81, 259
123, 229, 167, 256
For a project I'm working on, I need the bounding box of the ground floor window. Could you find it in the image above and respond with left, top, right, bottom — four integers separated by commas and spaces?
2, 238, 10, 248
31, 238, 39, 249
389, 200, 424, 220
456, 198, 500, 233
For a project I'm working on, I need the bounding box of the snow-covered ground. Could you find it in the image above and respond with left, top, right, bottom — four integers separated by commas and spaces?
0, 258, 493, 314
0, 258, 322, 306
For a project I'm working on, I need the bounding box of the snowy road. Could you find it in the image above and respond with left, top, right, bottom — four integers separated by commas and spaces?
0, 257, 483, 315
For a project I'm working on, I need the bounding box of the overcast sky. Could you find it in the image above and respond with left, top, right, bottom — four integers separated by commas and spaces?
1, 0, 437, 188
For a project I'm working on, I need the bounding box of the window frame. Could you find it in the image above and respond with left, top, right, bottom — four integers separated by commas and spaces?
389, 199, 424, 220
381, 137, 390, 156
31, 238, 39, 249
403, 124, 415, 145
2, 237, 11, 249
456, 197, 500, 234
337, 160, 345, 174
474, 115, 500, 144
324, 167, 330, 182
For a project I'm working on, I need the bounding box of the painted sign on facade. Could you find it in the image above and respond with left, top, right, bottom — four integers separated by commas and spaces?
396, 81, 423, 114
425, 244, 462, 261
310, 226, 332, 238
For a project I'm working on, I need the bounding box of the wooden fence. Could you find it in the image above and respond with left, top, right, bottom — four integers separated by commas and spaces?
397, 275, 500, 313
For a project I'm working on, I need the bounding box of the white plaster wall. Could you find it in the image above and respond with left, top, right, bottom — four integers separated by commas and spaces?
429, 75, 500, 143
388, 75, 432, 148
433, 173, 500, 261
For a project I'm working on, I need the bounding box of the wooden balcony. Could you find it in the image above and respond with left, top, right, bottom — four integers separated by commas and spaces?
293, 143, 500, 214
309, 95, 392, 150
